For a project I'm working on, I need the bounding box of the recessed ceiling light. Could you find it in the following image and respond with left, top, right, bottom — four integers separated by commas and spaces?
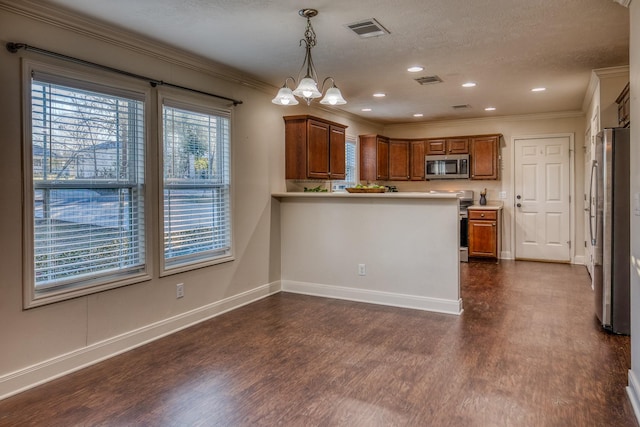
361, 108, 372, 112
462, 82, 477, 88
484, 107, 496, 111
413, 113, 424, 117
531, 87, 546, 92
407, 66, 424, 73
373, 93, 386, 97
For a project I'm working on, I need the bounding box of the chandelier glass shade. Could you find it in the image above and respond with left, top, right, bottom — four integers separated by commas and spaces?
272, 9, 346, 106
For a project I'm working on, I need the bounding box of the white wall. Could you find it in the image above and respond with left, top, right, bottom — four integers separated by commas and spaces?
627, 1, 640, 421
383, 114, 586, 261
0, 2, 381, 397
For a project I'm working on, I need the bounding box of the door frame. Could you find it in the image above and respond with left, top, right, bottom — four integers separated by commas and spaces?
510, 133, 576, 263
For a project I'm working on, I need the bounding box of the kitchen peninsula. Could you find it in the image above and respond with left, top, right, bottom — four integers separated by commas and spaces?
272, 191, 463, 315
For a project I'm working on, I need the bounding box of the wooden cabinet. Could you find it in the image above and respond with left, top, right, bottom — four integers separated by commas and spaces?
359, 133, 501, 182
425, 138, 469, 155
470, 135, 499, 180
468, 208, 501, 259
329, 125, 346, 178
410, 140, 425, 180
616, 82, 630, 128
284, 115, 347, 180
389, 139, 410, 180
359, 134, 389, 181
425, 139, 446, 155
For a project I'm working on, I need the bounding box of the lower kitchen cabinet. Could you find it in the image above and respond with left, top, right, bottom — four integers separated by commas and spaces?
468, 207, 501, 259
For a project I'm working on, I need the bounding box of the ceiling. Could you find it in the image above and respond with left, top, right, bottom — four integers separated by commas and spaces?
37, 0, 629, 124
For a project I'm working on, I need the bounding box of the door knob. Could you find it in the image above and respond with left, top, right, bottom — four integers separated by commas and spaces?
516, 195, 521, 200
516, 203, 522, 208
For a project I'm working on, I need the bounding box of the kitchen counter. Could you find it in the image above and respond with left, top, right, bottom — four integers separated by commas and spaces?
273, 191, 462, 315
272, 191, 458, 200
468, 202, 503, 210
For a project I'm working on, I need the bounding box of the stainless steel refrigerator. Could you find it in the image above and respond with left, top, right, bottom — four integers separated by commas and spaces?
589, 127, 630, 335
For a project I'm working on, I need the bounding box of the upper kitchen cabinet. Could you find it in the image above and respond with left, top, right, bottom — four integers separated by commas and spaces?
410, 140, 426, 180
616, 82, 630, 128
359, 135, 389, 181
284, 115, 347, 180
389, 139, 410, 180
470, 135, 501, 180
425, 138, 469, 155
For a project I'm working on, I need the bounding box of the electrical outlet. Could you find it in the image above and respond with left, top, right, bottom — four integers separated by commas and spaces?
176, 283, 184, 299
499, 191, 507, 199
358, 264, 366, 276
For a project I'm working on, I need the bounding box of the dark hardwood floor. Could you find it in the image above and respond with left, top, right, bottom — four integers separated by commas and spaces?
0, 261, 636, 426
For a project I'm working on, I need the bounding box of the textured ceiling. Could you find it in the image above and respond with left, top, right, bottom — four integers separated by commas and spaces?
33, 0, 629, 123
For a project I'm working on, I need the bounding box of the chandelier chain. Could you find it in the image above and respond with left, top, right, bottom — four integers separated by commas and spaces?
301, 17, 317, 49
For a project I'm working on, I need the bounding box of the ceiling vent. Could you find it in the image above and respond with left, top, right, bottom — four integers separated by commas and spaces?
347, 18, 390, 38
415, 75, 443, 85
452, 104, 471, 110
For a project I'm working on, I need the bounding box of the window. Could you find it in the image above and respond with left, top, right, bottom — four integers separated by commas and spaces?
345, 138, 357, 185
25, 66, 148, 306
333, 136, 357, 191
161, 97, 232, 273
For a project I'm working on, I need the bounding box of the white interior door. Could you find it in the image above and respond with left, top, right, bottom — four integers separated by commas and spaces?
514, 136, 571, 262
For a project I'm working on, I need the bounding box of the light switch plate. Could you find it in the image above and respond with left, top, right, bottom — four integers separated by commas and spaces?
498, 191, 507, 199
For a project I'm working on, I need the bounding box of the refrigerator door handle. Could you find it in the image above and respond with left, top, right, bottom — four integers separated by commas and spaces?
589, 159, 598, 245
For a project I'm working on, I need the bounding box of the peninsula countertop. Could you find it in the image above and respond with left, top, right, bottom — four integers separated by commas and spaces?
271, 191, 459, 200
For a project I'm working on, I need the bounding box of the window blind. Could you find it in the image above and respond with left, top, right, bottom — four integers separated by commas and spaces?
345, 139, 357, 185
31, 79, 146, 291
162, 103, 231, 270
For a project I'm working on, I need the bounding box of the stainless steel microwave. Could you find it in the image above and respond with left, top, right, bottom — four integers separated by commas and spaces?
425, 154, 469, 179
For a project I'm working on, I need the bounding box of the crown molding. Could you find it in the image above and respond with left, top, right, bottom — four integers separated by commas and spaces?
383, 110, 585, 131
593, 65, 630, 79
0, 0, 275, 95
582, 65, 630, 112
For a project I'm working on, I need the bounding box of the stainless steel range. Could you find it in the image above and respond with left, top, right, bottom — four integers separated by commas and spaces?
429, 190, 474, 262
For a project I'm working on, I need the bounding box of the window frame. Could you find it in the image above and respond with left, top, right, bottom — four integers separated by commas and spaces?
332, 135, 358, 191
22, 59, 152, 308
158, 89, 234, 276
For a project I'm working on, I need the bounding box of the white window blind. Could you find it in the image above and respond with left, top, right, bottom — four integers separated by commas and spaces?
30, 75, 146, 294
332, 138, 357, 191
345, 139, 357, 185
162, 102, 231, 271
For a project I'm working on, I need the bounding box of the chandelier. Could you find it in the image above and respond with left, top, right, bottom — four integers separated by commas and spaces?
271, 9, 347, 106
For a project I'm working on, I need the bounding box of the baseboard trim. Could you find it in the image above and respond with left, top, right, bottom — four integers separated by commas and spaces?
627, 369, 640, 424
0, 281, 281, 401
572, 255, 585, 265
500, 251, 514, 260
281, 280, 463, 315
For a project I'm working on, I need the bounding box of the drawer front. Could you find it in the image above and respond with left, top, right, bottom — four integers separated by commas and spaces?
468, 210, 498, 220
